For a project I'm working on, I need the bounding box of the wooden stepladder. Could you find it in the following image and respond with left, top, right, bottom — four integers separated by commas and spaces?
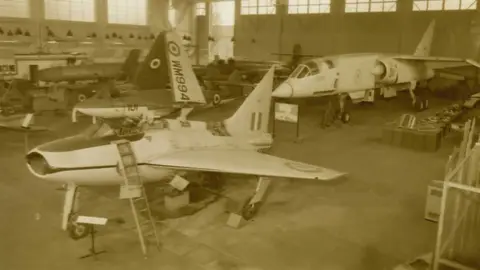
112, 139, 160, 256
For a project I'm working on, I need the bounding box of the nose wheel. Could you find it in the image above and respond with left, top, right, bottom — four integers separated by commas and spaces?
67, 213, 92, 240
62, 183, 90, 240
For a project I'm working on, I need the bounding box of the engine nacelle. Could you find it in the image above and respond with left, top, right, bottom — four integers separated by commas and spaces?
371, 59, 399, 84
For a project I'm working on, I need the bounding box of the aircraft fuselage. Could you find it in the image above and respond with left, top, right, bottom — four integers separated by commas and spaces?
26, 120, 273, 186
273, 53, 435, 99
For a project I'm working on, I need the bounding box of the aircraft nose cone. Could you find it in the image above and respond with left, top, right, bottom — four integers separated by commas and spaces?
272, 82, 293, 98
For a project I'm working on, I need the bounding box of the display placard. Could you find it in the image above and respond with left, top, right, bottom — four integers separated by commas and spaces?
274, 102, 298, 123
76, 216, 108, 225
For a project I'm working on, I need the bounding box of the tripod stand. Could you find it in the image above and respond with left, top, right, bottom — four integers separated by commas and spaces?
79, 224, 106, 259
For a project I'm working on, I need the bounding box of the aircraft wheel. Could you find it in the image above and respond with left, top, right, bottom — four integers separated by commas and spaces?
67, 214, 91, 240
241, 196, 261, 220
341, 112, 351, 123
212, 94, 221, 107
77, 93, 87, 103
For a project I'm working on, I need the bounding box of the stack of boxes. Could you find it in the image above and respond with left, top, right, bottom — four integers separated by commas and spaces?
382, 104, 464, 152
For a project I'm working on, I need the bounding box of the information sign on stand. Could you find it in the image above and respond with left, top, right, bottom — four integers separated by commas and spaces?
273, 102, 301, 142
76, 215, 108, 260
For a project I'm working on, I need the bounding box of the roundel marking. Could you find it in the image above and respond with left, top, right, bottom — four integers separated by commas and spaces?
150, 58, 161, 69
167, 41, 181, 57
213, 94, 221, 105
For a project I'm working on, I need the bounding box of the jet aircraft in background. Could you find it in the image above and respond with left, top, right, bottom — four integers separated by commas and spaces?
37, 49, 142, 83
273, 20, 480, 122
25, 30, 347, 238
71, 30, 245, 122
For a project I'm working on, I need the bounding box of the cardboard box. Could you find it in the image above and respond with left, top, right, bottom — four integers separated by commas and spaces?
401, 129, 416, 149
164, 191, 190, 211
425, 180, 444, 222
422, 129, 442, 152
392, 128, 404, 147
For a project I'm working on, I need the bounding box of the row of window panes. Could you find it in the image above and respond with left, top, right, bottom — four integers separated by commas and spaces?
0, 0, 148, 25
193, 0, 476, 15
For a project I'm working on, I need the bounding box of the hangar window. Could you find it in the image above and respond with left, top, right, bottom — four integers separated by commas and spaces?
168, 0, 177, 27
45, 0, 95, 22
241, 0, 277, 15
288, 0, 331, 14
413, 0, 476, 11
345, 0, 397, 13
196, 2, 206, 16
0, 0, 29, 18
107, 0, 147, 25
212, 1, 235, 25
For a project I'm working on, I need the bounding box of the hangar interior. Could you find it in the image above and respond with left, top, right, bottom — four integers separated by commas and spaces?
1, 0, 480, 270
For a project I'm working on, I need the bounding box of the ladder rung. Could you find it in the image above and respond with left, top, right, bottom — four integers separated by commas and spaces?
143, 230, 155, 237
138, 208, 149, 212
140, 220, 153, 227
132, 197, 146, 202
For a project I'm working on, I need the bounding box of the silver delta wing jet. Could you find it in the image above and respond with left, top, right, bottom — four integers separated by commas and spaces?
273, 20, 480, 121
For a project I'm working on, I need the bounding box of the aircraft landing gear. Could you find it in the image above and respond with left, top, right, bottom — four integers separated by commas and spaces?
68, 213, 92, 240
338, 94, 351, 124
408, 80, 418, 109
62, 183, 90, 240
240, 177, 271, 220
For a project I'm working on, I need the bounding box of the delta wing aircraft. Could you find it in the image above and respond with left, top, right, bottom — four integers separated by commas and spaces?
273, 20, 480, 122
72, 31, 248, 122
25, 32, 347, 237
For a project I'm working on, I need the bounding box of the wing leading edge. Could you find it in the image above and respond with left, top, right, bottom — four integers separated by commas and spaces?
393, 56, 480, 70
147, 149, 347, 181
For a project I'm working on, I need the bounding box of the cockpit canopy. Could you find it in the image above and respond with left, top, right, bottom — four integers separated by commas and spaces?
288, 59, 333, 79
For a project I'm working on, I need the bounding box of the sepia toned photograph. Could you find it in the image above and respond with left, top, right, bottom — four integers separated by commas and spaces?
0, 0, 479, 269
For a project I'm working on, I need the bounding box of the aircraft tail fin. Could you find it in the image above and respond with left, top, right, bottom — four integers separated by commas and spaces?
164, 31, 206, 104
414, 20, 435, 57
224, 67, 275, 135
120, 49, 141, 83
132, 33, 170, 90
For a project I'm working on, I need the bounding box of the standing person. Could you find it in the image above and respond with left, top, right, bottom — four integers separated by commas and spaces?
414, 80, 431, 111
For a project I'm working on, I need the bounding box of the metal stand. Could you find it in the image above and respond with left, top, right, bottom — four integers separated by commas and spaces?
79, 225, 106, 259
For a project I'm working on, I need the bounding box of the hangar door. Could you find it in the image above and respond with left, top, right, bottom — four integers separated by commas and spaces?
209, 1, 235, 62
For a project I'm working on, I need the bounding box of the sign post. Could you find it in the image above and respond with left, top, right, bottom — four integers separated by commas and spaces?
76, 216, 108, 260
273, 102, 301, 142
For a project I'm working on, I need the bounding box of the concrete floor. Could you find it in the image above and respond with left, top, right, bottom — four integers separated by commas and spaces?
0, 94, 464, 270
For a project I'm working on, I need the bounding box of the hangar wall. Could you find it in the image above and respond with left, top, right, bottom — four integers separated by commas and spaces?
0, 0, 170, 57
233, 0, 480, 61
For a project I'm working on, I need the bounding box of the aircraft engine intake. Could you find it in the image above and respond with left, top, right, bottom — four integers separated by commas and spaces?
371, 59, 398, 84
26, 152, 53, 176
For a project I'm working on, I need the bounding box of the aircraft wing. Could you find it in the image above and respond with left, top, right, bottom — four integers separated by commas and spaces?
393, 56, 480, 70
0, 125, 47, 131
206, 80, 257, 87
147, 149, 347, 181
